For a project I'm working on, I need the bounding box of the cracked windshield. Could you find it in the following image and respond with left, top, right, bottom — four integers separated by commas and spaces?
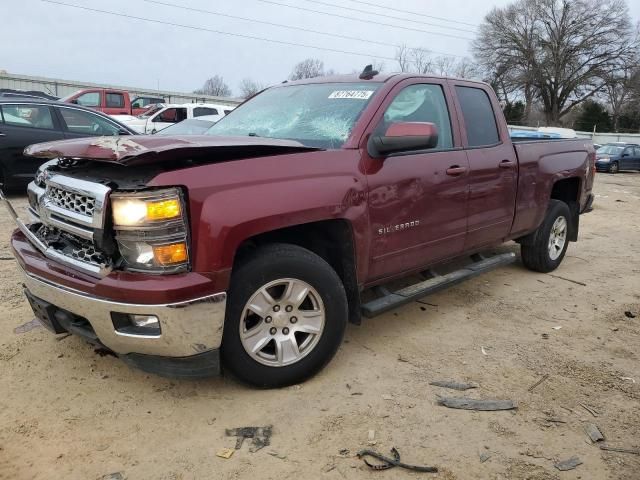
207, 82, 381, 148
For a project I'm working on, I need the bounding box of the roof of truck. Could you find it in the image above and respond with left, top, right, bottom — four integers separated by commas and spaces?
284, 72, 488, 86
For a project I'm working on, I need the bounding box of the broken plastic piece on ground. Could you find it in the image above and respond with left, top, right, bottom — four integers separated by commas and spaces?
479, 452, 491, 463
430, 380, 478, 391
436, 397, 517, 411
225, 426, 272, 452
585, 423, 605, 443
357, 447, 437, 472
554, 456, 583, 471
98, 473, 125, 480
14, 318, 42, 334
216, 448, 235, 459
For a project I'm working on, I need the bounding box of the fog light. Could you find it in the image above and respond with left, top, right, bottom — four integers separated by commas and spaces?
130, 314, 159, 328
111, 312, 161, 336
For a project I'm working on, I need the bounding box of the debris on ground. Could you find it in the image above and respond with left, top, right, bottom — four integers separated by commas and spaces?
338, 449, 350, 457
98, 473, 125, 480
584, 423, 604, 443
579, 403, 600, 418
552, 326, 563, 330
225, 426, 272, 452
94, 348, 117, 358
528, 374, 550, 392
481, 346, 489, 356
216, 448, 235, 459
381, 394, 394, 401
357, 447, 438, 472
620, 377, 635, 383
624, 311, 637, 319
599, 445, 640, 455
367, 429, 376, 445
430, 380, 478, 391
436, 397, 517, 411
554, 456, 583, 471
13, 318, 42, 334
541, 333, 550, 339
479, 452, 491, 463
548, 274, 587, 286
267, 451, 287, 460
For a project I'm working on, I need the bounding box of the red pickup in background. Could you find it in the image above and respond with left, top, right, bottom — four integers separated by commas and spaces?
61, 88, 164, 116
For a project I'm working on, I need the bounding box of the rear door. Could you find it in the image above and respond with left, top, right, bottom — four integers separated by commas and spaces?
104, 91, 128, 115
365, 79, 469, 281
148, 107, 187, 133
0, 103, 64, 186
635, 147, 640, 170
73, 90, 102, 111
450, 82, 518, 250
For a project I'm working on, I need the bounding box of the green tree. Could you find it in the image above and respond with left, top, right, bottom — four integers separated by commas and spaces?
575, 101, 612, 132
503, 101, 526, 124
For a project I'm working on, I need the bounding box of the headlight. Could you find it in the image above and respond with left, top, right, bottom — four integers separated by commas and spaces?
110, 188, 189, 273
598, 157, 610, 163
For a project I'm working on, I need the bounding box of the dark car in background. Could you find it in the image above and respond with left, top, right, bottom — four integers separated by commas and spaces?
595, 143, 640, 173
0, 99, 136, 189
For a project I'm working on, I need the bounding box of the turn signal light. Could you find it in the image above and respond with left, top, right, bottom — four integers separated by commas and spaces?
153, 242, 188, 265
147, 198, 181, 221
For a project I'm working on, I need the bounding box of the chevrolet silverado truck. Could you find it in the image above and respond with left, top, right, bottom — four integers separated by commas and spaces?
1, 71, 595, 387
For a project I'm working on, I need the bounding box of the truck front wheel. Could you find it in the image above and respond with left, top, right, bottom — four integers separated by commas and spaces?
521, 200, 571, 273
222, 244, 348, 388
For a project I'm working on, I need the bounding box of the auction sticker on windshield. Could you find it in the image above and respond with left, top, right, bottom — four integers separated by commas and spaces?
328, 90, 374, 100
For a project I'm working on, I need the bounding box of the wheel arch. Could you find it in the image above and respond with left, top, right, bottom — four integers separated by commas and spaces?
549, 177, 580, 241
233, 219, 362, 325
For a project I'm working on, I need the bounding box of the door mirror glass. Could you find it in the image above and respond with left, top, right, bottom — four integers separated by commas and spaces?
369, 122, 439, 156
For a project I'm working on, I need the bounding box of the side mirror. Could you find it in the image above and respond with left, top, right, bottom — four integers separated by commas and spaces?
70, 99, 78, 104
369, 122, 439, 157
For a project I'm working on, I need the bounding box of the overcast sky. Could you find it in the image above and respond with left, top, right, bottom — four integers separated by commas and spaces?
2, 0, 639, 96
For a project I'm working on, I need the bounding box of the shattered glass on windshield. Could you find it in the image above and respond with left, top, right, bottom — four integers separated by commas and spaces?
207, 83, 381, 149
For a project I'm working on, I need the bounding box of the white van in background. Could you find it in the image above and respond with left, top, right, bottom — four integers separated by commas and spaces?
112, 103, 235, 134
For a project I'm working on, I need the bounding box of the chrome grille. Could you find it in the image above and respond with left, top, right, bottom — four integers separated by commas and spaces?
47, 185, 96, 217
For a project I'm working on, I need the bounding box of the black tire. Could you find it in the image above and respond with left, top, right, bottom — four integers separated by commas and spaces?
608, 162, 619, 174
222, 243, 348, 388
521, 200, 571, 273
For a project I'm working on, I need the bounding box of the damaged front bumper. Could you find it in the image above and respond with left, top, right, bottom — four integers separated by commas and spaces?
1, 189, 227, 378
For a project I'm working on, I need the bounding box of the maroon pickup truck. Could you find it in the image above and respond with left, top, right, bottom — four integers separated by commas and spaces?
1, 72, 595, 387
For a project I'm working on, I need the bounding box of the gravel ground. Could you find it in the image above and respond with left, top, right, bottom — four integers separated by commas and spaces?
0, 172, 638, 480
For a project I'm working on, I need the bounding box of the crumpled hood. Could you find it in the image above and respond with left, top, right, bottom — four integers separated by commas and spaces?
23, 135, 319, 166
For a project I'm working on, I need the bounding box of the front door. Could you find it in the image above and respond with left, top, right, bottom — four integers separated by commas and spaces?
452, 84, 518, 250
0, 104, 64, 186
365, 80, 469, 281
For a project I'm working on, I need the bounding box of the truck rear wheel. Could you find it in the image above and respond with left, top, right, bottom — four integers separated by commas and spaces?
222, 244, 347, 388
521, 200, 571, 273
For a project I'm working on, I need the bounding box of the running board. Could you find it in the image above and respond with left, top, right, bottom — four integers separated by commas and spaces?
361, 252, 516, 318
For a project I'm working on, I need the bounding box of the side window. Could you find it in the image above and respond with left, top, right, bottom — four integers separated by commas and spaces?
177, 108, 187, 121
58, 108, 120, 136
0, 105, 55, 129
194, 107, 218, 117
634, 147, 640, 157
75, 92, 101, 107
380, 84, 453, 149
105, 93, 125, 108
455, 86, 500, 147
156, 108, 179, 123
622, 147, 633, 157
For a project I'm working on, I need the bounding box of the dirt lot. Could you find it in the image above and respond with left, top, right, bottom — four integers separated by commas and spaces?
0, 172, 638, 480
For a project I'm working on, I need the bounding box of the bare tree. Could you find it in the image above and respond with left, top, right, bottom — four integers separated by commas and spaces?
194, 75, 232, 97
238, 78, 266, 99
395, 45, 479, 79
474, 0, 638, 125
289, 58, 325, 81
601, 59, 639, 131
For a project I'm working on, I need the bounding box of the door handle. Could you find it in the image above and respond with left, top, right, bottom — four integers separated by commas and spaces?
499, 160, 516, 168
446, 166, 468, 176
0, 132, 5, 137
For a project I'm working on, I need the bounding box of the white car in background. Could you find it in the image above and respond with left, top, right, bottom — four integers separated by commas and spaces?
112, 103, 235, 134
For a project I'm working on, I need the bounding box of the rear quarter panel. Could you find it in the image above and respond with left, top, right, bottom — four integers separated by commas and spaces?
510, 139, 594, 237
148, 150, 370, 289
